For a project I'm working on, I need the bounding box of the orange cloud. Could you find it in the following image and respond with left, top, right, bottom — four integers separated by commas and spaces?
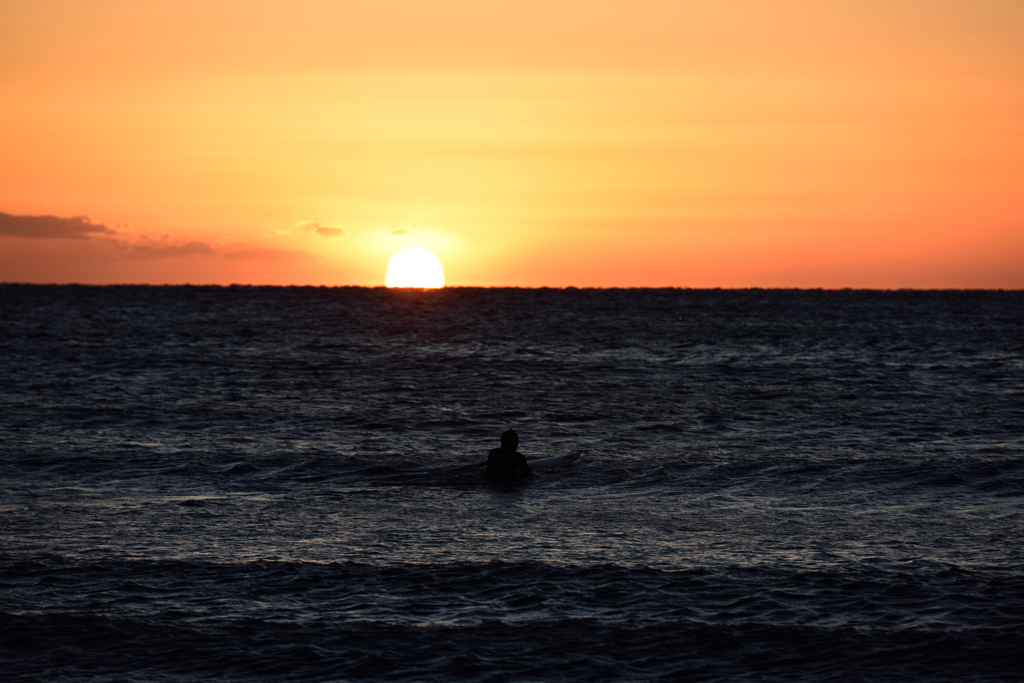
294, 220, 346, 238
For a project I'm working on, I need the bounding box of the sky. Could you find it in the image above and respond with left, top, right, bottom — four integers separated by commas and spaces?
1, 0, 1022, 288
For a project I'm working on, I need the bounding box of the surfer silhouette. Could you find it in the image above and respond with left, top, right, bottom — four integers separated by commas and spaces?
485, 429, 531, 482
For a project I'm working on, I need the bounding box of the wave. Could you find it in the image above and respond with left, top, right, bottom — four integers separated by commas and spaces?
3, 609, 1022, 681
4, 558, 1022, 630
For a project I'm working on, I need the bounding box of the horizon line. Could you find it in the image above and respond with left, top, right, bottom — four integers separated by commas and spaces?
2, 282, 1021, 293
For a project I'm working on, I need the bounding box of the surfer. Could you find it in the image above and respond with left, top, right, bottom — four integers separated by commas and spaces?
485, 429, 531, 482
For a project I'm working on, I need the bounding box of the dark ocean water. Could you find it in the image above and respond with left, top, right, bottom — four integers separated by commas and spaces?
1, 284, 1023, 682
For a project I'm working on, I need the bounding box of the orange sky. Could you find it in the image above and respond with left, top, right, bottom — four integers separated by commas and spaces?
1, 0, 1022, 287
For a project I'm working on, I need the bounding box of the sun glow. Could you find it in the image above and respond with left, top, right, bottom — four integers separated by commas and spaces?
385, 247, 445, 288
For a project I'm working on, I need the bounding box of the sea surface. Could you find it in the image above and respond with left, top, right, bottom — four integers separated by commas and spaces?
1, 285, 1023, 682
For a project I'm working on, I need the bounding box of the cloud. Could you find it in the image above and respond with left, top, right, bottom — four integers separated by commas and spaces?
126, 241, 217, 259
388, 223, 451, 237
224, 247, 316, 263
1, 211, 318, 265
390, 223, 418, 235
294, 219, 346, 238
0, 212, 114, 239
128, 242, 314, 262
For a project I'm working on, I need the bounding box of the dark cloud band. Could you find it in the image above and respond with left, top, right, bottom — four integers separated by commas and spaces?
0, 212, 114, 239
1, 211, 316, 264
127, 241, 217, 259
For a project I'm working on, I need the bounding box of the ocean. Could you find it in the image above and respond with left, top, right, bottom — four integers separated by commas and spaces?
1, 285, 1022, 681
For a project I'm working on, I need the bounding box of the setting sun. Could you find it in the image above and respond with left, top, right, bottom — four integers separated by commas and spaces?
385, 247, 445, 288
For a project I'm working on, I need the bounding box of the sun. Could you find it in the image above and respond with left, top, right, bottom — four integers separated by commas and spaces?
385, 247, 445, 288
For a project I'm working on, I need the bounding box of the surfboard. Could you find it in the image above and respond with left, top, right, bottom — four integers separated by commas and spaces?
527, 451, 583, 470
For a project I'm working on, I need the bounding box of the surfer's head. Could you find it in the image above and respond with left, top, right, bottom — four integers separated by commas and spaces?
500, 429, 519, 451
